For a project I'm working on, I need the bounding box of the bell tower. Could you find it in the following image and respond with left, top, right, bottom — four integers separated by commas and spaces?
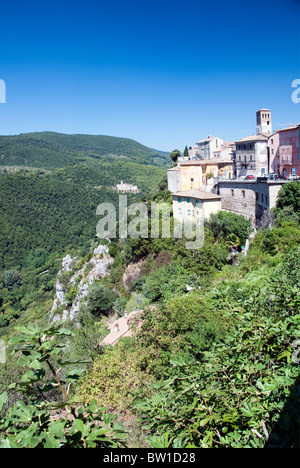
256, 109, 272, 134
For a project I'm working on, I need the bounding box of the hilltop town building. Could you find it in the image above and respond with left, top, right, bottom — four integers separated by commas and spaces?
218, 179, 291, 224
235, 133, 269, 178
167, 159, 234, 195
276, 125, 300, 178
172, 190, 222, 223
234, 108, 274, 178
188, 135, 233, 160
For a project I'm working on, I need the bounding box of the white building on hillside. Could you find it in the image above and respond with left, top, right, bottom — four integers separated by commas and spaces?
116, 180, 139, 193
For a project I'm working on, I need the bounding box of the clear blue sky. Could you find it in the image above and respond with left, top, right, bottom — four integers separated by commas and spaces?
0, 0, 299, 151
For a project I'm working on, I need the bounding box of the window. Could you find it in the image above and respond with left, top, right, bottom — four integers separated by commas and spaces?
282, 143, 285, 149
287, 154, 290, 163
178, 197, 182, 203
297, 141, 299, 149
289, 131, 292, 138
196, 211, 200, 217
256, 192, 259, 201
231, 189, 234, 196
191, 178, 194, 182
265, 195, 268, 205
261, 193, 264, 202
271, 139, 273, 144
187, 210, 191, 216
242, 190, 245, 198
178, 208, 182, 214
287, 142, 289, 149
297, 154, 300, 161
282, 132, 285, 139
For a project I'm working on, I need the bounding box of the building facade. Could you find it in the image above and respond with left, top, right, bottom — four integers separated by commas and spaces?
234, 109, 274, 178
167, 159, 234, 195
218, 179, 291, 224
172, 190, 222, 222
277, 125, 300, 178
235, 134, 269, 178
189, 135, 225, 159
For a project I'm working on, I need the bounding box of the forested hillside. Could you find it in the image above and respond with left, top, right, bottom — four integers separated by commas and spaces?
0, 133, 168, 341
0, 132, 169, 169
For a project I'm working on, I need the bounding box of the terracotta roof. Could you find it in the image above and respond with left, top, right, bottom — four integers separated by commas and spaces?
275, 124, 300, 132
199, 158, 233, 165
172, 190, 221, 200
235, 133, 269, 143
100, 311, 141, 346
179, 160, 202, 166
180, 159, 232, 166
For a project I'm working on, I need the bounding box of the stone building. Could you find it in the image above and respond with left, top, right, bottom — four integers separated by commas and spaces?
235, 133, 269, 178
167, 166, 182, 193
256, 109, 272, 135
234, 109, 274, 178
218, 179, 291, 225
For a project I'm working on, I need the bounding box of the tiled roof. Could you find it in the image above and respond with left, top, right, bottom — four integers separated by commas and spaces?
180, 159, 232, 166
275, 124, 300, 132
172, 190, 221, 200
235, 133, 270, 143
100, 311, 141, 346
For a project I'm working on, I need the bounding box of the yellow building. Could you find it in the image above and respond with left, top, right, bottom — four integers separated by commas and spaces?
178, 161, 203, 191
199, 159, 233, 182
172, 190, 222, 222
173, 159, 234, 192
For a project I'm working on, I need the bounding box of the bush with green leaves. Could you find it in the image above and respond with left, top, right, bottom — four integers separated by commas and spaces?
208, 211, 253, 246
276, 182, 300, 214
85, 281, 117, 318
2, 271, 22, 291
0, 321, 126, 448
136, 249, 300, 448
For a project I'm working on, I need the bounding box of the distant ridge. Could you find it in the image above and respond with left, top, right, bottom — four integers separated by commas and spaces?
0, 131, 170, 170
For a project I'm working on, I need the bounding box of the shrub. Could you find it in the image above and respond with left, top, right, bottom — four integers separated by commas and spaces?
86, 282, 117, 317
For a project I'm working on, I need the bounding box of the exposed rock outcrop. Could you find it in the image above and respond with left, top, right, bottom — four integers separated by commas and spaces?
51, 244, 113, 322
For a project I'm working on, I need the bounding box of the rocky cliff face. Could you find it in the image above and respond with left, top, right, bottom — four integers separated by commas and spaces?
51, 244, 113, 322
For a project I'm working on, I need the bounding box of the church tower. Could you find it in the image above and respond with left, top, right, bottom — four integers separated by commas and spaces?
256, 109, 272, 134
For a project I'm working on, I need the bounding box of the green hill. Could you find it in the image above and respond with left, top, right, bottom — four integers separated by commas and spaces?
0, 132, 170, 169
